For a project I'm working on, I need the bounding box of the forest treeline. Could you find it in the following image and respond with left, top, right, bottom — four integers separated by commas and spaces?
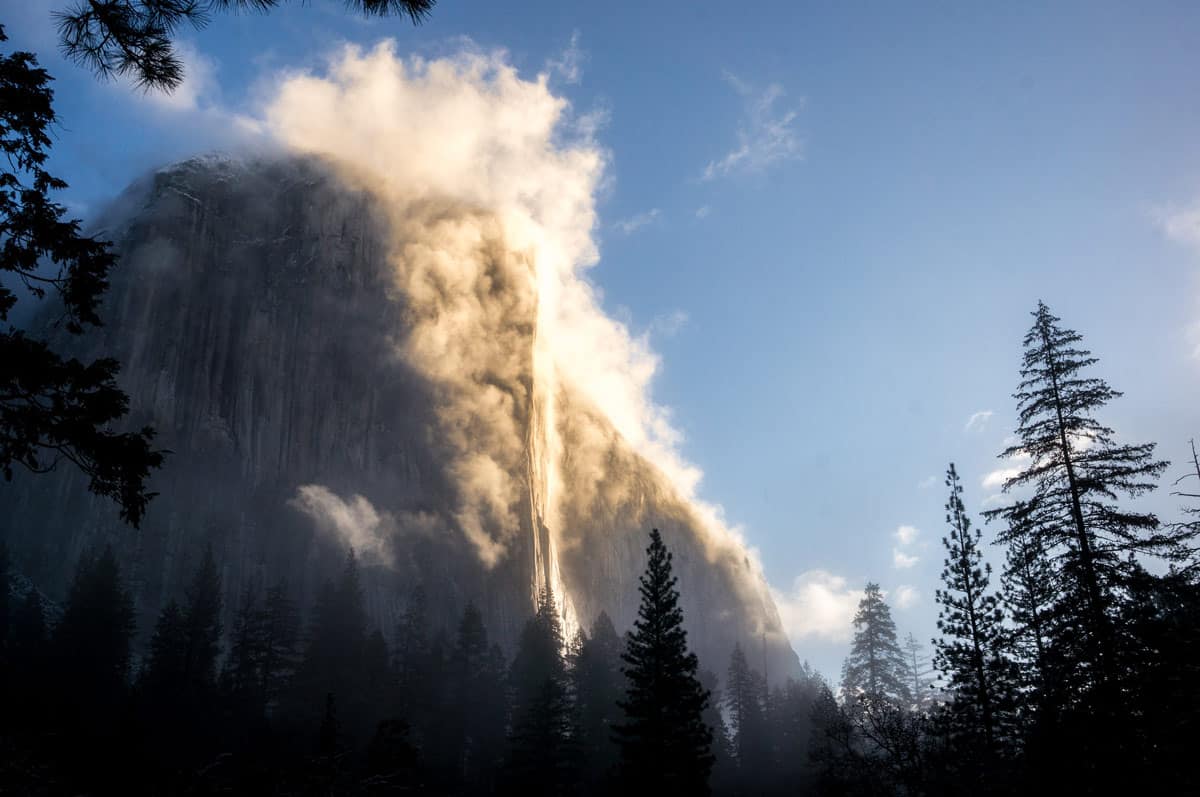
2, 307, 1199, 796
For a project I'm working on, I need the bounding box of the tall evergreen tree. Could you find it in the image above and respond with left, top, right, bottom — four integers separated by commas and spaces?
726, 642, 769, 779
934, 463, 1016, 765
141, 599, 188, 699
571, 610, 624, 788
0, 541, 9, 651
443, 601, 507, 792
984, 302, 1176, 689
901, 633, 937, 712
257, 579, 301, 714
841, 583, 908, 705
614, 528, 714, 793
181, 545, 222, 693
504, 589, 577, 796
53, 545, 135, 715
998, 503, 1058, 697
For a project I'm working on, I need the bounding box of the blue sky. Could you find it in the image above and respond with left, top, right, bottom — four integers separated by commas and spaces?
8, 1, 1200, 679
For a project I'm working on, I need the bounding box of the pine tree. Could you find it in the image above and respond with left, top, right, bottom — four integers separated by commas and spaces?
933, 463, 1016, 761
571, 610, 623, 788
998, 504, 1058, 696
257, 579, 300, 713
445, 602, 507, 791
901, 633, 936, 712
290, 552, 375, 745
142, 599, 188, 699
614, 528, 714, 793
395, 584, 430, 713
841, 583, 908, 705
0, 541, 9, 651
984, 302, 1176, 690
224, 581, 264, 707
504, 593, 577, 797
726, 642, 769, 778
53, 546, 136, 716
181, 545, 222, 693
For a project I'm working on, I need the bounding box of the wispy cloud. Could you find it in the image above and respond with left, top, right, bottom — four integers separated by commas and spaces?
894, 585, 920, 610
771, 570, 865, 643
695, 205, 712, 219
964, 409, 994, 433
892, 548, 919, 569
613, 208, 662, 235
703, 72, 802, 180
981, 466, 1021, 490
894, 525, 920, 546
649, 309, 688, 338
917, 475, 937, 489
546, 30, 585, 84
129, 40, 220, 113
1153, 198, 1200, 357
1156, 199, 1200, 253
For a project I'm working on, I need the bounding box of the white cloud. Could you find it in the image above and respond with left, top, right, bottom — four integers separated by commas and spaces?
917, 475, 937, 489
964, 409, 994, 433
771, 570, 864, 643
545, 30, 585, 84
894, 524, 920, 545
703, 72, 802, 180
695, 205, 711, 219
613, 207, 662, 235
892, 548, 919, 569
981, 466, 1022, 490
894, 585, 920, 610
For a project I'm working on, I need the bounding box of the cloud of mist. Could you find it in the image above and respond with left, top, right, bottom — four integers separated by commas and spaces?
255, 40, 771, 618
291, 485, 393, 563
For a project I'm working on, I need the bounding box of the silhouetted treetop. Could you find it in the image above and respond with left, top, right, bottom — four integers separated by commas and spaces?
54, 0, 436, 91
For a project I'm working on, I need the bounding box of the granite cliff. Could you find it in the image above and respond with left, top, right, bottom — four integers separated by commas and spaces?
0, 155, 799, 679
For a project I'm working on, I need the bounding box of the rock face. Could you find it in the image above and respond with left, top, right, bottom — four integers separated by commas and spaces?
0, 156, 799, 679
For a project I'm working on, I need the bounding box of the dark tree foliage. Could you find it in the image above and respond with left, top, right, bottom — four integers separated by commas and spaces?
767, 668, 824, 790
54, 0, 436, 91
0, 27, 162, 525
900, 633, 935, 713
841, 582, 908, 705
181, 545, 222, 690
1169, 438, 1200, 567
934, 463, 1016, 759
984, 302, 1176, 686
141, 598, 188, 698
614, 528, 714, 794
1116, 565, 1200, 792
442, 601, 508, 792
0, 541, 9, 650
53, 545, 136, 714
698, 667, 737, 794
288, 551, 381, 746
570, 609, 623, 789
10, 587, 46, 670
997, 503, 1059, 703
725, 642, 770, 780
504, 588, 578, 796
